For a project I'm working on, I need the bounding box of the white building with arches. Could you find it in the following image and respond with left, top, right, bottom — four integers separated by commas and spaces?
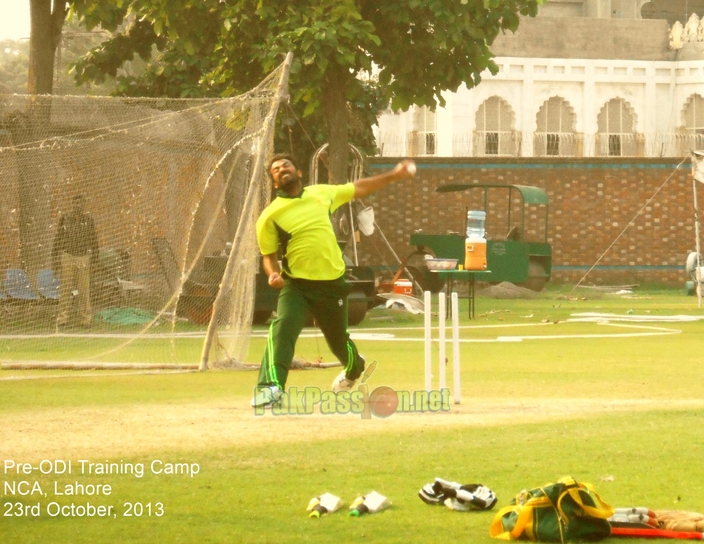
376, 0, 704, 158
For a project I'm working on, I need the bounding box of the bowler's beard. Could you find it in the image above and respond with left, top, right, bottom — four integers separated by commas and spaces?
278, 171, 300, 191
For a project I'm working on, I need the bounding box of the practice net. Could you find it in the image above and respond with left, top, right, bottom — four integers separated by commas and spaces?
0, 57, 291, 371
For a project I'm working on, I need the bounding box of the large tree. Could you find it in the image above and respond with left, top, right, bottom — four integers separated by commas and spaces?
2, 1, 68, 276
28, 0, 69, 95
68, 0, 543, 183
6, 4, 115, 275
0, 40, 30, 94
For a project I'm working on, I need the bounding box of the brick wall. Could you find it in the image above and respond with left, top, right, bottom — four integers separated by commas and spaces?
358, 157, 700, 287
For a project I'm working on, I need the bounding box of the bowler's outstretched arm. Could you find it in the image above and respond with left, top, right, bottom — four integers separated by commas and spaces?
353, 159, 416, 199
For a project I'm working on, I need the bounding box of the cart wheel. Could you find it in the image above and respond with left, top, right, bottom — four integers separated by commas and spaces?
406, 265, 445, 294
347, 290, 368, 326
522, 260, 548, 292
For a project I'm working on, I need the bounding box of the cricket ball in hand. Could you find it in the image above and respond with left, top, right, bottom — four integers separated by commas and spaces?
369, 386, 399, 418
406, 162, 416, 175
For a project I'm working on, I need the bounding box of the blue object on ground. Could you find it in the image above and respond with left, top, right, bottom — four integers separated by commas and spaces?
37, 269, 60, 300
3, 269, 40, 300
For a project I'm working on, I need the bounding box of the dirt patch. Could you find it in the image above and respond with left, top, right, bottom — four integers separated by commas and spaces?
479, 282, 539, 299
3, 398, 704, 461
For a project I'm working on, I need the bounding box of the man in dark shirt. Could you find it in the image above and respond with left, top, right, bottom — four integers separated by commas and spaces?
52, 194, 99, 327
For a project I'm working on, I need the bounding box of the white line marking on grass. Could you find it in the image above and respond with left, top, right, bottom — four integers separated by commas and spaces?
567, 313, 704, 323
352, 322, 554, 332
597, 322, 683, 333
351, 322, 681, 343
0, 369, 198, 381
0, 332, 208, 340
347, 333, 397, 341
227, 323, 550, 339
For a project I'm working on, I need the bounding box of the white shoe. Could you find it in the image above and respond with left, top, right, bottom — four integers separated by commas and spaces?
332, 371, 357, 393
251, 385, 282, 407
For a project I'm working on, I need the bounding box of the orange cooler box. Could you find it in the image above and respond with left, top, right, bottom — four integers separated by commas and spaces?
393, 280, 413, 295
464, 238, 487, 270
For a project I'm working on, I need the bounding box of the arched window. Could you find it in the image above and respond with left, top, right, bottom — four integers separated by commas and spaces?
408, 106, 436, 156
535, 97, 577, 156
679, 94, 704, 155
682, 94, 704, 135
596, 98, 638, 156
474, 97, 518, 156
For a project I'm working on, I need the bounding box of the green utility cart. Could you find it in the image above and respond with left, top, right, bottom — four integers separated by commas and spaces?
408, 184, 552, 292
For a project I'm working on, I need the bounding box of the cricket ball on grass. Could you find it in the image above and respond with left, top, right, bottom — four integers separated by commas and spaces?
369, 386, 399, 418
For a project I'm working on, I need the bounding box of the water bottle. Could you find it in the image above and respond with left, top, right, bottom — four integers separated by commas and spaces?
466, 210, 486, 239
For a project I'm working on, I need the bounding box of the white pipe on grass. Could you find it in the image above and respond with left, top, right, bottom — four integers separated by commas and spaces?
452, 292, 461, 404
438, 292, 446, 391
424, 291, 432, 391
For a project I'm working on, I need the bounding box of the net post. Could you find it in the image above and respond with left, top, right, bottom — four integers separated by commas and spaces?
199, 52, 294, 371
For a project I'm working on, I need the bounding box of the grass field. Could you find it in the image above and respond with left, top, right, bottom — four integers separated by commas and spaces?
2, 286, 703, 543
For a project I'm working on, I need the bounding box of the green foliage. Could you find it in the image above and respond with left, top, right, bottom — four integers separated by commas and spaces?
0, 40, 30, 94
66, 0, 543, 157
366, 0, 541, 110
0, 20, 117, 96
55, 21, 120, 95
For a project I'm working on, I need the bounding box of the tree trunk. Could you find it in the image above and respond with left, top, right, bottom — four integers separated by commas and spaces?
321, 66, 350, 185
15, 0, 66, 280
321, 67, 353, 251
28, 0, 66, 95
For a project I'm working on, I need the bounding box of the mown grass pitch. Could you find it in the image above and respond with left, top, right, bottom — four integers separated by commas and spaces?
2, 287, 703, 543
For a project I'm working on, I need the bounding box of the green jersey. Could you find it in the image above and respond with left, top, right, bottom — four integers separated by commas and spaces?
256, 183, 356, 281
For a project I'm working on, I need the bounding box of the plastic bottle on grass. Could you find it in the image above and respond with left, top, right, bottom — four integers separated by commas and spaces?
349, 491, 391, 517
307, 492, 343, 518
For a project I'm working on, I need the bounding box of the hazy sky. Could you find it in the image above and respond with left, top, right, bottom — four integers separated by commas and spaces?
0, 0, 31, 41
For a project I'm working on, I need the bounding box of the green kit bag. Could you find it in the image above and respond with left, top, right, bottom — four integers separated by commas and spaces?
490, 477, 614, 543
